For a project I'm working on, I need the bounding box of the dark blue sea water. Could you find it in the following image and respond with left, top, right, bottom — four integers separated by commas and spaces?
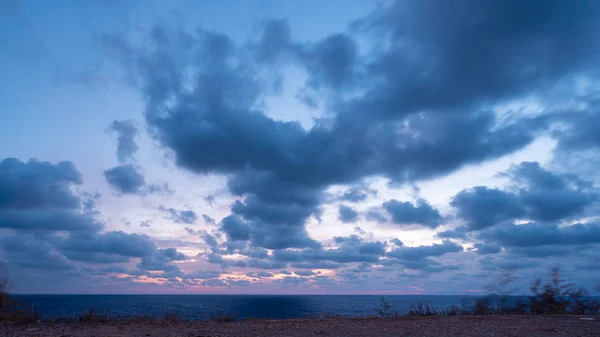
13, 295, 521, 320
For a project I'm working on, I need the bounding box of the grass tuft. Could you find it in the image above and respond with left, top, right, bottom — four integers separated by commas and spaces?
209, 310, 236, 322
0, 281, 40, 325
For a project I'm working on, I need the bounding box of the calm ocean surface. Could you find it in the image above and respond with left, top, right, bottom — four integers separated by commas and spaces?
13, 295, 521, 320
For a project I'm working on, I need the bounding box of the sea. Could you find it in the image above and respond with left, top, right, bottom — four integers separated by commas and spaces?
12, 295, 525, 320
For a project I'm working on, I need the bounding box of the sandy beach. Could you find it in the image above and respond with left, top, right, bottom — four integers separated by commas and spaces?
2, 315, 599, 337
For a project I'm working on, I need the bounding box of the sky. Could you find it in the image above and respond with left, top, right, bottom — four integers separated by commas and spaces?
1, 0, 600, 295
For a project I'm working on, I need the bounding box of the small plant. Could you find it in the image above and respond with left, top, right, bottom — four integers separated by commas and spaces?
163, 311, 182, 323
440, 305, 460, 316
208, 310, 236, 322
78, 308, 110, 323
374, 297, 397, 318
0, 281, 40, 325
407, 301, 438, 316
529, 269, 599, 315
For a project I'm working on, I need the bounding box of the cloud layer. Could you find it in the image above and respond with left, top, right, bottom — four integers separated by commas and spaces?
2, 0, 600, 294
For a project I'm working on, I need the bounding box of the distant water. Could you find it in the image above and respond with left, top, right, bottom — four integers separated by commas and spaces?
13, 295, 528, 320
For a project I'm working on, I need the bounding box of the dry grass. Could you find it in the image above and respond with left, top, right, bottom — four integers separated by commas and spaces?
0, 280, 40, 325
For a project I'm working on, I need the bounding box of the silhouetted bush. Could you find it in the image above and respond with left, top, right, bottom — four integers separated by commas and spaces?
375, 297, 398, 318
78, 308, 110, 323
163, 311, 183, 323
529, 268, 599, 315
0, 281, 40, 324
209, 310, 236, 322
407, 301, 439, 316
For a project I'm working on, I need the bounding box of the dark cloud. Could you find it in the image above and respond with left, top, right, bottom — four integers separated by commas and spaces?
254, 19, 293, 64
104, 164, 146, 194
273, 235, 385, 264
480, 222, 600, 248
553, 98, 600, 152
204, 196, 216, 207
385, 240, 463, 272
206, 252, 225, 265
202, 214, 216, 226
146, 183, 174, 195
313, 275, 338, 286
95, 1, 600, 284
108, 119, 138, 163
451, 187, 525, 231
0, 209, 102, 232
436, 226, 468, 239
508, 245, 582, 258
382, 199, 442, 229
241, 247, 269, 259
63, 252, 130, 264
59, 231, 157, 258
340, 185, 375, 203
159, 248, 188, 261
246, 259, 286, 270
338, 205, 359, 223
137, 248, 187, 277
295, 33, 359, 91
506, 162, 596, 221
365, 210, 387, 224
479, 257, 539, 271
277, 276, 309, 286
452, 162, 597, 231
192, 230, 219, 250
351, 0, 600, 116
471, 242, 502, 255
188, 270, 222, 280
0, 158, 102, 232
373, 111, 544, 183
0, 234, 76, 271
347, 262, 371, 273
294, 270, 319, 277
0, 158, 82, 210
200, 278, 227, 287
100, 13, 554, 252
246, 271, 274, 278
226, 171, 323, 249
255, 19, 359, 91
290, 261, 345, 269
0, 158, 186, 285
387, 240, 463, 261
159, 205, 197, 224
219, 215, 251, 242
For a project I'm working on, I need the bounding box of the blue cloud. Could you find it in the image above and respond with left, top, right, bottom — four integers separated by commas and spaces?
480, 222, 600, 248
0, 158, 102, 232
452, 162, 597, 230
108, 120, 138, 163
219, 215, 251, 242
59, 231, 157, 258
0, 158, 82, 209
159, 206, 198, 224
451, 187, 525, 231
338, 205, 359, 223
382, 199, 443, 229
471, 242, 502, 255
508, 162, 596, 221
104, 164, 145, 194
340, 185, 373, 203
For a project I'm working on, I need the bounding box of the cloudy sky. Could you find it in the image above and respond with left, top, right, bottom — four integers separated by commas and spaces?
1, 0, 600, 295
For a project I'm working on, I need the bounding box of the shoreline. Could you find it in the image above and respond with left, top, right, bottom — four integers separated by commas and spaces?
2, 315, 599, 337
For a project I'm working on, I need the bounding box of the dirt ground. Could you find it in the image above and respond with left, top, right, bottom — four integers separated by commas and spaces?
1, 315, 599, 337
